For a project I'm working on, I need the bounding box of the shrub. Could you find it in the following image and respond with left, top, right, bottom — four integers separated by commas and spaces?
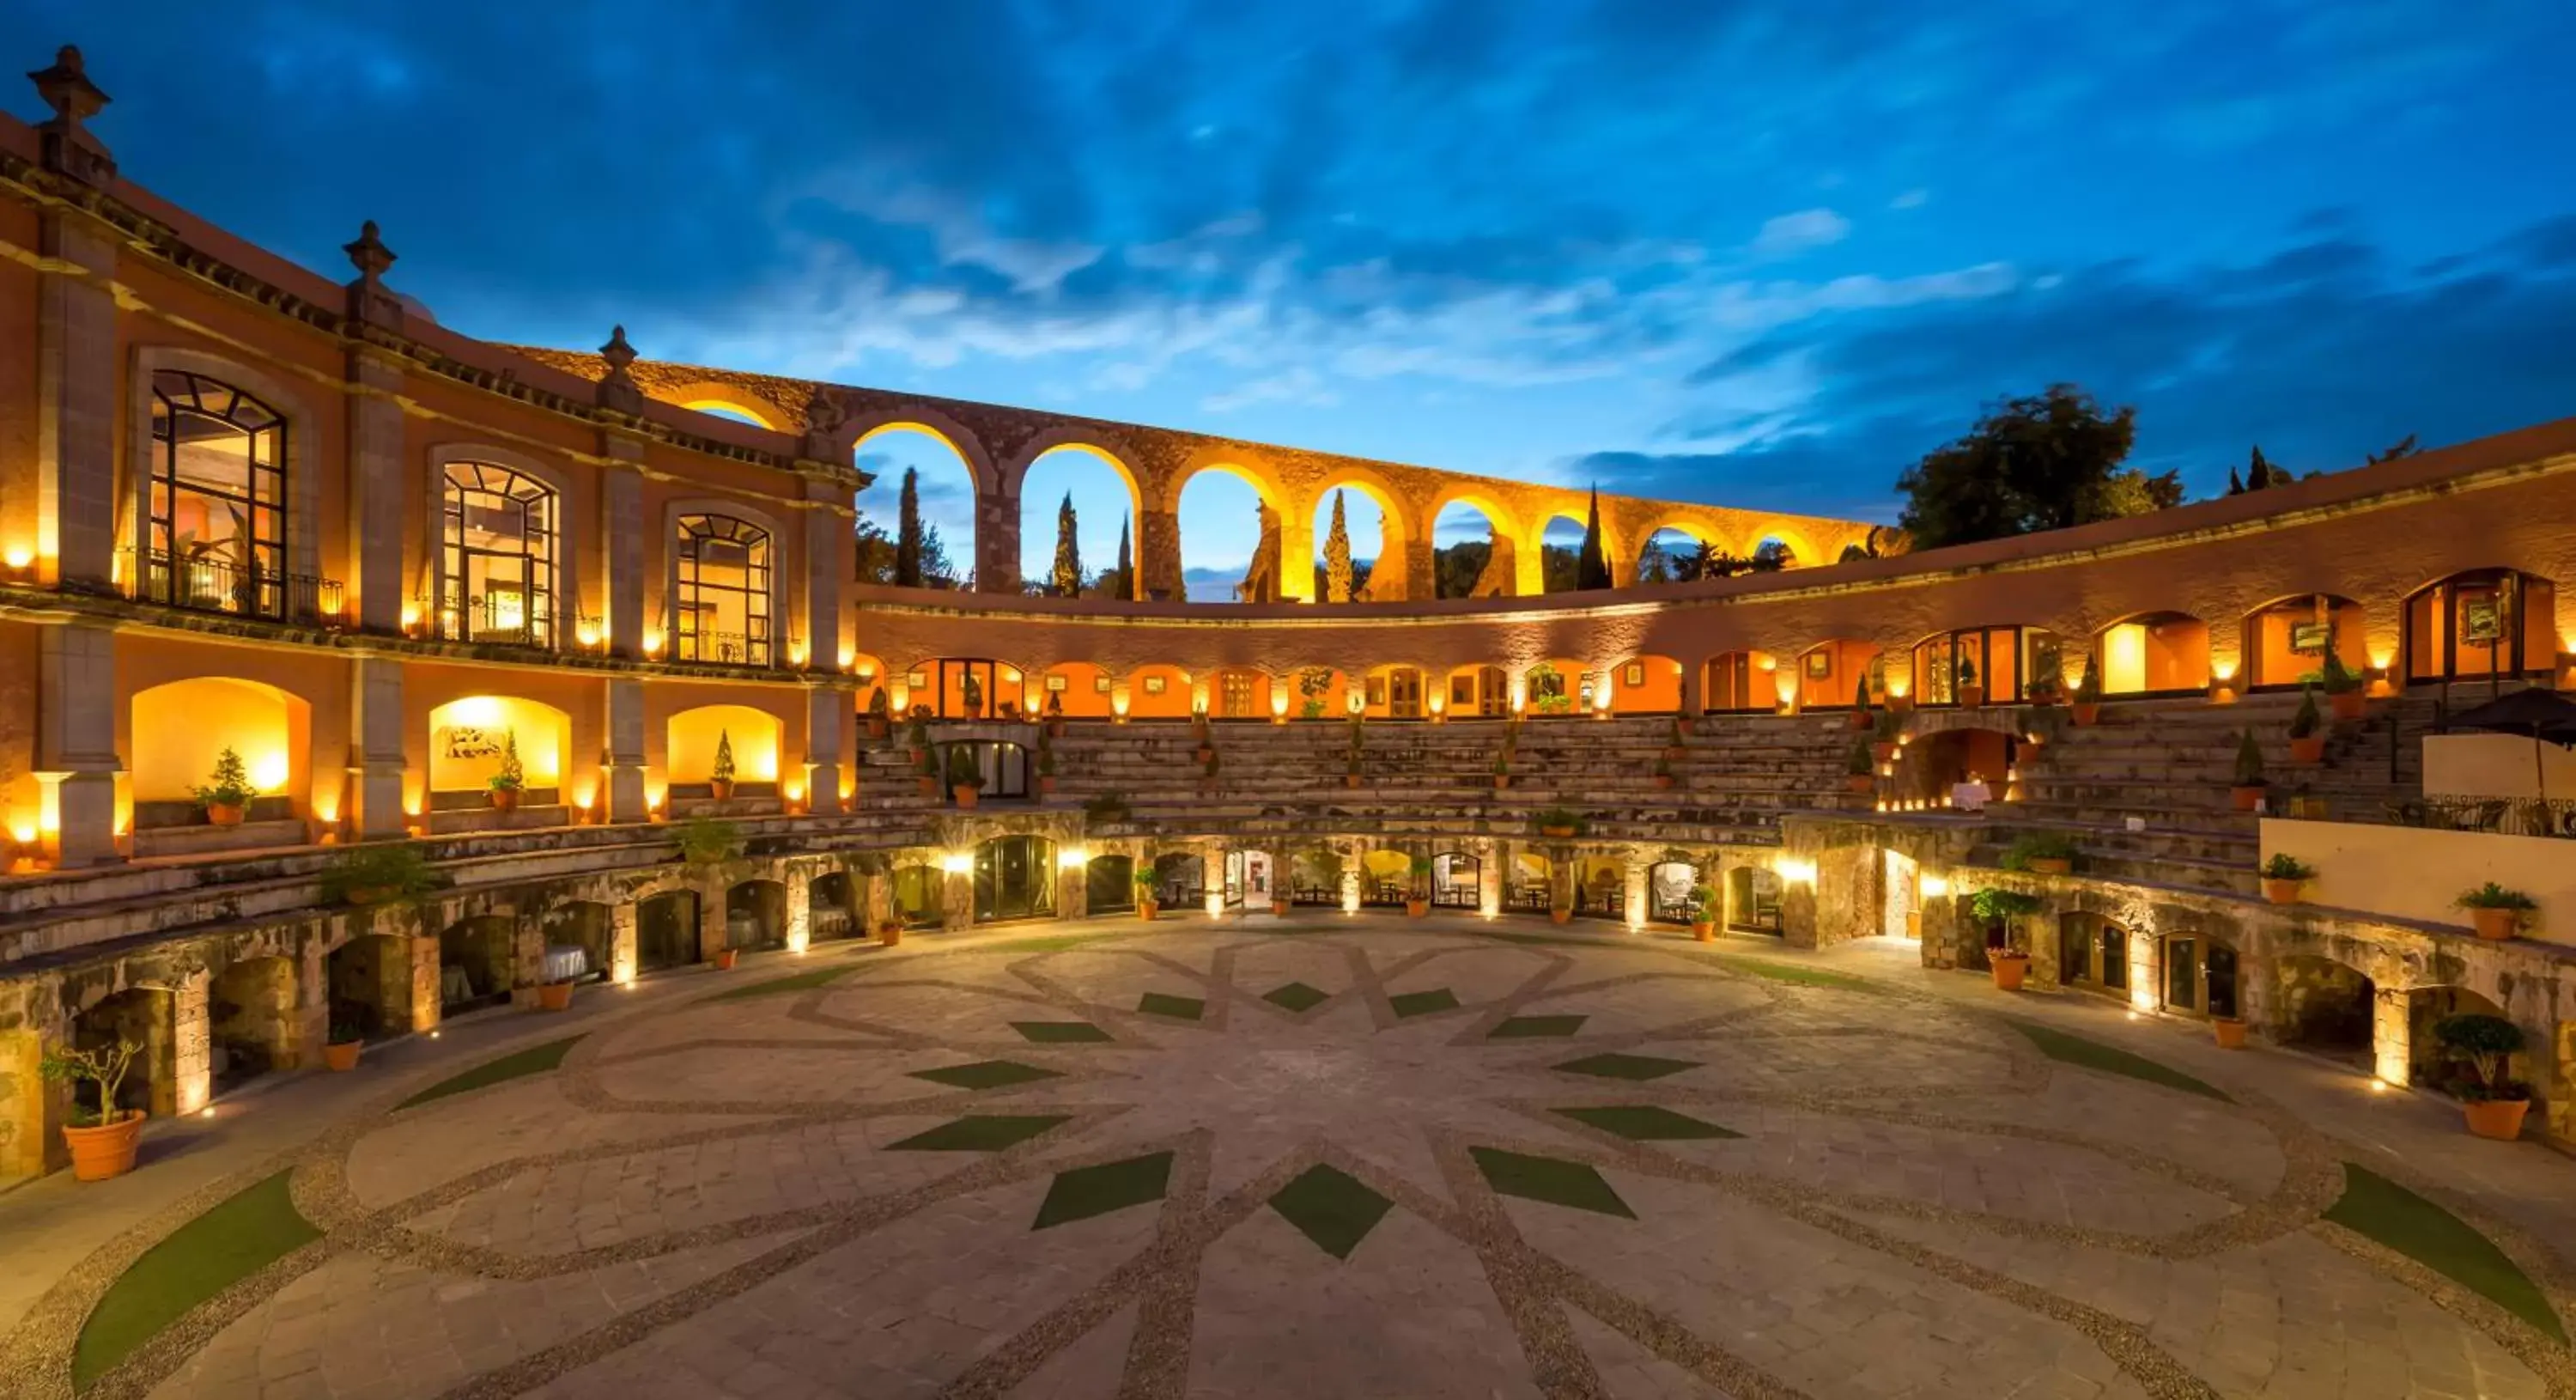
1201, 750, 1220, 777
2074, 652, 2102, 703
961, 673, 984, 714
38, 1039, 142, 1128
2003, 832, 2080, 869
2432, 1013, 2530, 1102
1529, 807, 1588, 836
711, 730, 737, 785
2288, 688, 2323, 740
866, 688, 891, 717
194, 747, 255, 809
674, 815, 745, 867
2259, 853, 2316, 880
319, 841, 441, 905
1968, 888, 2043, 925
945, 745, 984, 789
1846, 738, 1874, 776
1958, 654, 1979, 687
1036, 744, 1057, 776
2318, 649, 2362, 695
1132, 863, 1159, 893
2233, 728, 2266, 788
1654, 757, 1674, 779
1492, 752, 1510, 774
489, 731, 525, 792
1082, 792, 1131, 823
2455, 882, 2537, 911
1688, 882, 1720, 922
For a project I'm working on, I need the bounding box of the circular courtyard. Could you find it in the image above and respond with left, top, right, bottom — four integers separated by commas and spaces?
23, 918, 2576, 1400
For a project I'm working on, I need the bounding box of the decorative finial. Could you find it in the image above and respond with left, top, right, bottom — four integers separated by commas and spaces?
596, 326, 642, 414
600, 325, 637, 372
343, 220, 396, 280
27, 44, 115, 184
339, 219, 404, 328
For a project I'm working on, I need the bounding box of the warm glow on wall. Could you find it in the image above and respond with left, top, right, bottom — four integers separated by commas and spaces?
248, 752, 291, 793
642, 630, 666, 657
575, 621, 602, 648
940, 851, 973, 874
1270, 691, 1289, 721
783, 782, 805, 805
788, 641, 810, 667
312, 794, 337, 825
1, 545, 31, 571
1059, 844, 1089, 868
1921, 873, 1950, 897
1772, 670, 1799, 707
1775, 856, 1817, 885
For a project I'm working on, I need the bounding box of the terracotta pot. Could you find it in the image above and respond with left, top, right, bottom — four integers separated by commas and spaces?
1406, 898, 1430, 918
878, 922, 902, 947
1345, 774, 1362, 788
205, 801, 246, 828
1550, 908, 1573, 925
1273, 898, 1292, 916
489, 787, 519, 812
1871, 743, 1898, 764
1195, 746, 1214, 764
1847, 710, 1871, 731
538, 981, 574, 1012
1138, 902, 1158, 922
1844, 775, 1874, 794
1655, 775, 1675, 789
952, 785, 980, 809
2329, 691, 2366, 721
1540, 825, 1575, 838
709, 779, 734, 802
2261, 878, 2303, 905
1494, 775, 1511, 790
62, 1110, 145, 1183
2470, 906, 2520, 940
867, 715, 890, 740
1037, 775, 1056, 796
713, 948, 738, 971
2070, 702, 2099, 727
2212, 1017, 2248, 1050
1958, 685, 1986, 709
916, 776, 939, 797
324, 1038, 362, 1071
1692, 921, 1715, 942
2028, 857, 2072, 876
1988, 952, 2029, 990
2464, 1098, 2530, 1141
2230, 785, 2264, 812
2289, 735, 2326, 764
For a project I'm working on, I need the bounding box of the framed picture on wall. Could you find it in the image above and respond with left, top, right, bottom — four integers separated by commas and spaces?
1094, 675, 1112, 693
1804, 651, 1832, 680
1142, 675, 1167, 696
1045, 674, 1068, 692
2462, 598, 2502, 643
907, 670, 928, 688
1623, 662, 1643, 686
2288, 623, 2329, 655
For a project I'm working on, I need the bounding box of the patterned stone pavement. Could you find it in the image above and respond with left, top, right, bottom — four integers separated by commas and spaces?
11, 917, 2574, 1400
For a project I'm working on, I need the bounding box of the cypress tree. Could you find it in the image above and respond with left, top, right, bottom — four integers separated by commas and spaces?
1323, 490, 1355, 603
1051, 491, 1083, 596
895, 467, 924, 587
1113, 514, 1133, 600
1576, 487, 1612, 591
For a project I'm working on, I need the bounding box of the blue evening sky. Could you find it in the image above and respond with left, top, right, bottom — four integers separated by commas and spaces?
10, 2, 2574, 592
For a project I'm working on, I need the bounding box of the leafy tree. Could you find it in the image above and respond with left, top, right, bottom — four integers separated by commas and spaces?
1895, 384, 2172, 548
1051, 491, 1083, 596
1434, 539, 1492, 598
2227, 444, 2287, 496
1837, 525, 1906, 563
895, 466, 925, 587
1694, 544, 1750, 579
1748, 539, 1794, 572
854, 516, 897, 584
1100, 513, 1133, 600
1575, 489, 1612, 591
1541, 545, 1581, 593
1635, 536, 1672, 584
1323, 490, 1355, 603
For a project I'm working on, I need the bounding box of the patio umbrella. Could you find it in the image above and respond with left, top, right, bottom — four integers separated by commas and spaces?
2445, 688, 2576, 813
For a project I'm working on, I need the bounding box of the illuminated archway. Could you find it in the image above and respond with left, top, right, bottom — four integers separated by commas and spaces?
2241, 595, 2367, 691
1171, 463, 1282, 603
1019, 443, 1145, 600
1285, 667, 1351, 721
2403, 569, 2555, 684
427, 695, 567, 798
1425, 490, 1524, 599
1702, 652, 1778, 713
1123, 664, 1196, 720
1361, 663, 1428, 719
1791, 640, 1882, 709
130, 677, 310, 815
854, 423, 979, 588
1506, 850, 1553, 915
1632, 523, 1712, 584
1610, 654, 1685, 714
1211, 667, 1273, 720
666, 703, 782, 786
1742, 523, 1818, 569
1532, 512, 1605, 594
1522, 659, 1590, 715
1039, 662, 1114, 719
2093, 612, 2209, 697
1443, 663, 1511, 718
1307, 472, 1413, 603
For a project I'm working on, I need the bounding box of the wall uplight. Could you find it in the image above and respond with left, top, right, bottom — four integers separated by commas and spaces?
940, 851, 973, 875
1920, 873, 1950, 898
1775, 857, 1818, 885
575, 621, 602, 648
1205, 891, 1226, 917
1, 545, 32, 573
249, 752, 292, 793
642, 631, 666, 657
1059, 844, 1089, 869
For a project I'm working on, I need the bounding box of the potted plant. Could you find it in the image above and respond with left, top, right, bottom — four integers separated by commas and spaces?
1970, 888, 2041, 989
2070, 654, 2103, 726
2433, 1013, 2531, 1139
915, 745, 942, 797
320, 842, 440, 906
38, 1039, 145, 1181
2287, 688, 2326, 764
1663, 719, 1687, 760
713, 946, 740, 971
906, 712, 932, 765
195, 747, 256, 828
878, 916, 903, 947
1492, 753, 1511, 790
1344, 754, 1363, 788
1849, 670, 1875, 730
1688, 882, 1719, 941
1653, 757, 1676, 790
2319, 649, 2366, 721
1532, 807, 1585, 840
961, 672, 984, 718
1083, 792, 1131, 824
2455, 882, 2536, 941
2025, 641, 2064, 705
1870, 709, 1902, 765
2257, 854, 2313, 904
708, 730, 738, 802
996, 696, 1018, 721
1036, 743, 1057, 797
324, 1018, 366, 1069
488, 730, 526, 812
1956, 655, 1984, 709
1133, 864, 1160, 920
2229, 728, 2266, 811
947, 745, 985, 809
1549, 886, 1574, 925
1406, 855, 1433, 917
537, 974, 575, 1013
1844, 738, 1876, 794
1044, 689, 1066, 737
2004, 831, 2080, 876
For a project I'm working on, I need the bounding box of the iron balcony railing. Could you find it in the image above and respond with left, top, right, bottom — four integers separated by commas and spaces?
422, 589, 556, 649
128, 548, 343, 625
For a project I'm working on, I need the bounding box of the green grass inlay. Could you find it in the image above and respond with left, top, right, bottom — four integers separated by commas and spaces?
73, 1170, 321, 1389
707, 965, 855, 1001
888, 1114, 1072, 1152
1388, 988, 1461, 1019
1264, 982, 1330, 1013
1268, 1164, 1394, 1259
2005, 1020, 2232, 1102
1477, 931, 1600, 948
1554, 1051, 1699, 1081
1489, 1014, 1587, 1038
1470, 1146, 1635, 1218
2325, 1164, 2566, 1342
1033, 1151, 1174, 1229
1011, 1020, 1115, 1044
1555, 1105, 1741, 1141
908, 1060, 1061, 1090
396, 1035, 585, 1111
1137, 991, 1206, 1020
1715, 958, 1877, 991
987, 933, 1120, 954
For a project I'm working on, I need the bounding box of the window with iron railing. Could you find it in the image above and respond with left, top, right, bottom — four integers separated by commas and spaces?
674, 514, 772, 666
143, 370, 301, 621
439, 462, 557, 648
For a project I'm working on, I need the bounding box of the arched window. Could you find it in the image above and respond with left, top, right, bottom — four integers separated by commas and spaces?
440, 462, 557, 647
674, 514, 772, 666
148, 371, 285, 618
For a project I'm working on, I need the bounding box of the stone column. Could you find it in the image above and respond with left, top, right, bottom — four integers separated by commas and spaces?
604, 679, 648, 822
1274, 507, 1315, 604
1478, 837, 1502, 917
295, 943, 330, 1068
697, 872, 732, 961
38, 622, 120, 866
1059, 849, 1088, 921
804, 685, 850, 815
601, 454, 647, 656
975, 486, 1022, 593
943, 861, 974, 933
24, 210, 119, 592
171, 969, 211, 1118
0, 1018, 46, 1182
2123, 923, 2159, 1012
864, 870, 896, 939
795, 475, 847, 662
346, 350, 408, 632
785, 873, 812, 953
349, 654, 409, 839
509, 909, 545, 1008
409, 934, 441, 1033
1202, 838, 1228, 917
1340, 836, 1364, 913
1623, 857, 1649, 932
2372, 987, 2412, 1087
1139, 508, 1182, 600
1402, 534, 1436, 605
611, 900, 639, 984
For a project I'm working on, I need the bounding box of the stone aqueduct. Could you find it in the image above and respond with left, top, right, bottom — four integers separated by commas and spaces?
508, 348, 1880, 602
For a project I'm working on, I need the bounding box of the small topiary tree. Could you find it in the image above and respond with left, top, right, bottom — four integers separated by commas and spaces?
39, 1038, 143, 1126
711, 730, 737, 787
194, 746, 254, 810
2433, 1013, 2529, 1102
2288, 688, 2322, 740
2233, 728, 2266, 788
489, 730, 525, 792
2318, 648, 2361, 696
2074, 652, 2102, 704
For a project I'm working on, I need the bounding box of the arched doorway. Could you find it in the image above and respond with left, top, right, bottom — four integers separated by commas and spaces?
1086, 853, 1135, 912
1222, 848, 1278, 907
1791, 642, 1880, 711
1289, 846, 1345, 905
2275, 955, 2374, 1063
726, 881, 786, 951
72, 988, 174, 1119
1904, 729, 2015, 805
1702, 652, 1777, 713
1363, 665, 1425, 719
1726, 867, 1783, 935
1444, 665, 1510, 718
1911, 626, 2052, 707
1359, 849, 1411, 907
128, 677, 309, 836
1151, 852, 1204, 908
209, 956, 296, 1095
1432, 851, 1480, 909
891, 863, 943, 928
853, 427, 975, 588
975, 837, 1058, 922
1506, 851, 1553, 915
636, 892, 700, 972
2093, 612, 2210, 697
543, 901, 614, 983
438, 916, 516, 1014
1287, 667, 1349, 721
1428, 497, 1518, 599
1571, 856, 1623, 921
1646, 861, 1699, 924
1018, 444, 1143, 600
2055, 912, 2129, 1001
326, 934, 411, 1043
942, 740, 1034, 800
2157, 933, 2241, 1020
809, 873, 858, 942
908, 659, 1025, 720
1611, 656, 1684, 715
1523, 660, 1583, 715
2403, 569, 2556, 685
2242, 595, 2367, 691
1212, 668, 1272, 720
1039, 662, 1114, 719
